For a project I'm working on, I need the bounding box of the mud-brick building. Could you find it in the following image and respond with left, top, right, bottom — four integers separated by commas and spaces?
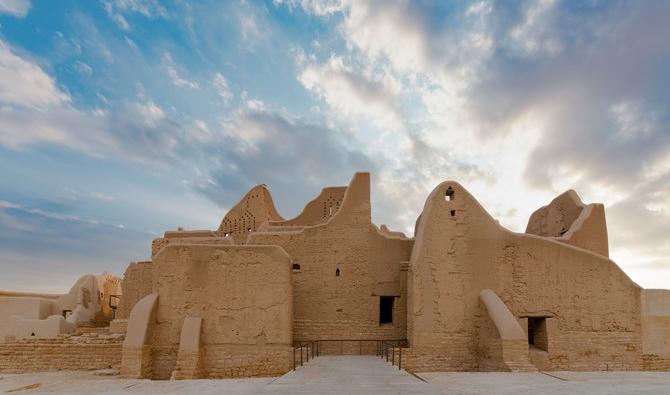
1, 172, 669, 378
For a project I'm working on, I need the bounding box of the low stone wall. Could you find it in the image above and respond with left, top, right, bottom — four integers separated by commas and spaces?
545, 331, 642, 371
643, 354, 670, 371
0, 335, 123, 373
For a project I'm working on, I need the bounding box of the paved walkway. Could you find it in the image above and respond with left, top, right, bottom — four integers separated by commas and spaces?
256, 356, 442, 395
3, 358, 670, 394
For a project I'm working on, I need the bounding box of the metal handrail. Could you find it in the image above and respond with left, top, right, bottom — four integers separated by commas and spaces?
379, 339, 408, 370
291, 339, 408, 370
292, 341, 316, 371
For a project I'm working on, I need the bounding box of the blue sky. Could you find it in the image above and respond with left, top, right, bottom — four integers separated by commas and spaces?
0, 0, 669, 292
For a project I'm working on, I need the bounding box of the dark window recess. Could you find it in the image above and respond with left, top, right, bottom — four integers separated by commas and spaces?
528, 317, 548, 351
292, 263, 301, 272
379, 296, 394, 325
335, 268, 340, 276
450, 210, 456, 217
445, 187, 455, 201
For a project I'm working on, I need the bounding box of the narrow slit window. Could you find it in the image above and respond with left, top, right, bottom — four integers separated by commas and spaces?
335, 268, 340, 276
450, 210, 456, 217
379, 296, 394, 325
292, 263, 301, 272
445, 187, 455, 201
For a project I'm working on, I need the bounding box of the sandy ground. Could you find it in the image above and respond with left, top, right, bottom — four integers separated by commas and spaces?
1, 357, 669, 394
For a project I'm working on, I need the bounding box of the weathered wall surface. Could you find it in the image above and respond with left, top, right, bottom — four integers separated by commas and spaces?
248, 173, 414, 345
149, 244, 293, 379
217, 185, 284, 244
95, 273, 122, 324
526, 190, 609, 257
151, 231, 234, 258
116, 261, 153, 320
0, 274, 113, 342
0, 333, 122, 373
404, 182, 641, 372
266, 186, 346, 227
641, 289, 670, 370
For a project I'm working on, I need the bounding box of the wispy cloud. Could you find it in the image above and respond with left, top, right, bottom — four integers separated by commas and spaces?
0, 0, 30, 18
102, 0, 168, 30
162, 52, 199, 89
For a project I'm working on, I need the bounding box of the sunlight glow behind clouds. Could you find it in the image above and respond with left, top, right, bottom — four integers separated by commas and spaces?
0, 0, 668, 291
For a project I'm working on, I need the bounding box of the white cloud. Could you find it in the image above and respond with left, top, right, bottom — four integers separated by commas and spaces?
73, 60, 93, 76
134, 100, 165, 127
298, 55, 402, 127
0, 41, 70, 109
162, 52, 199, 89
273, 0, 343, 16
102, 0, 168, 30
609, 99, 659, 142
508, 0, 562, 57
213, 72, 233, 103
0, 0, 30, 17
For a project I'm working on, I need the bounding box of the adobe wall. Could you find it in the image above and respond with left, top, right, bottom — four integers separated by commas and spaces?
217, 185, 284, 244
151, 230, 233, 258
116, 261, 154, 320
404, 182, 641, 372
95, 273, 122, 324
148, 244, 293, 379
265, 186, 346, 227
526, 190, 609, 257
0, 274, 114, 342
641, 289, 670, 370
0, 334, 122, 373
248, 173, 413, 346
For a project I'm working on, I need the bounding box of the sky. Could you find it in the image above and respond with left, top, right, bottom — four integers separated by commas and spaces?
0, 0, 668, 292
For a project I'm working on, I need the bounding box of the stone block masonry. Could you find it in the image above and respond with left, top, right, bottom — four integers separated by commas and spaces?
0, 332, 123, 373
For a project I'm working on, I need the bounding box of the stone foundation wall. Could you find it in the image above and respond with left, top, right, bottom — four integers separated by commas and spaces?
0, 339, 122, 373
642, 354, 670, 371
546, 331, 642, 371
201, 345, 292, 378
294, 319, 405, 343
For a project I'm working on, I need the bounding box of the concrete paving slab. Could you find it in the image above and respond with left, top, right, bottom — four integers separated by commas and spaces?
256, 355, 442, 395
2, 359, 670, 394
419, 370, 670, 395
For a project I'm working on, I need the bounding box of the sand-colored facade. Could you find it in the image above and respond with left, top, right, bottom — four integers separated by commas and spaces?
1, 172, 668, 378
0, 274, 121, 342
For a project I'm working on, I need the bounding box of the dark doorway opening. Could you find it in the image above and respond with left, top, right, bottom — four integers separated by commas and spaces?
527, 317, 548, 351
379, 296, 394, 325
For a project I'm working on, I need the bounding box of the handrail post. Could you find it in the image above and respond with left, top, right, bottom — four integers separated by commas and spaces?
293, 347, 296, 370
300, 345, 303, 366
399, 347, 402, 370
306, 344, 309, 362
392, 346, 395, 366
